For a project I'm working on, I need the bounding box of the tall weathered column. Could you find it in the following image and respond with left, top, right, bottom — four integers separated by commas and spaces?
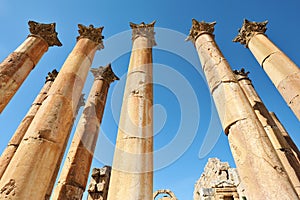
0, 21, 62, 113
0, 69, 58, 179
107, 21, 155, 200
234, 68, 300, 197
187, 19, 298, 199
45, 94, 85, 200
0, 24, 104, 200
233, 19, 300, 120
53, 64, 118, 199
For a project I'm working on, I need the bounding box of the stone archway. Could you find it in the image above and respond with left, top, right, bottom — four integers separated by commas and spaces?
153, 189, 178, 200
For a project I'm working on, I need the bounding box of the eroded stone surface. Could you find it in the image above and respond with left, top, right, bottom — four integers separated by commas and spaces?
188, 18, 299, 200
107, 22, 154, 200
0, 36, 49, 113
88, 166, 111, 200
52, 65, 117, 200
0, 70, 57, 179
28, 21, 62, 47
0, 25, 102, 199
194, 158, 246, 200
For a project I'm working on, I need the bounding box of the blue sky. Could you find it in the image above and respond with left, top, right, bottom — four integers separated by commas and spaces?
0, 0, 299, 199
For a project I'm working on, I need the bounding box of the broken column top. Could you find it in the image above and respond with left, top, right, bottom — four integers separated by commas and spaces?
28, 20, 62, 47
233, 68, 250, 81
130, 21, 156, 46
233, 19, 268, 47
186, 19, 216, 43
90, 63, 119, 83
77, 24, 104, 50
45, 69, 59, 83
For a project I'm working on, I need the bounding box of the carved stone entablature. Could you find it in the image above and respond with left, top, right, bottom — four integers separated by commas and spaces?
130, 21, 156, 46
28, 21, 62, 47
233, 19, 268, 47
186, 19, 216, 43
91, 63, 119, 83
233, 68, 250, 81
45, 69, 59, 82
77, 24, 104, 50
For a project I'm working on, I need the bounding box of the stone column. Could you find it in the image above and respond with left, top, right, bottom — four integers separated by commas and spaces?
0, 21, 62, 113
107, 21, 155, 200
269, 112, 300, 164
233, 19, 300, 120
187, 19, 298, 199
0, 69, 58, 179
45, 94, 85, 200
88, 166, 112, 200
52, 64, 118, 200
234, 68, 300, 197
0, 24, 104, 200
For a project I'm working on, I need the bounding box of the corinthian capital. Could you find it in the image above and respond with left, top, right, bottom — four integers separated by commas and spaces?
91, 63, 119, 84
186, 19, 216, 43
233, 19, 268, 47
28, 21, 62, 47
45, 69, 59, 83
130, 21, 156, 46
233, 68, 250, 81
77, 24, 104, 50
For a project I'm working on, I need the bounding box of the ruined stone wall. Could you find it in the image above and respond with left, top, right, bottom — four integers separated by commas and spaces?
88, 166, 111, 200
194, 158, 247, 200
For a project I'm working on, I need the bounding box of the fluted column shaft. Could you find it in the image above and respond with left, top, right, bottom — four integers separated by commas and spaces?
234, 69, 300, 197
53, 64, 118, 200
0, 21, 61, 113
0, 24, 104, 200
234, 19, 300, 120
0, 70, 58, 179
107, 21, 155, 200
187, 19, 298, 199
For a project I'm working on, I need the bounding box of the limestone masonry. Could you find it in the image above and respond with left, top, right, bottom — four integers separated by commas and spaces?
0, 19, 299, 200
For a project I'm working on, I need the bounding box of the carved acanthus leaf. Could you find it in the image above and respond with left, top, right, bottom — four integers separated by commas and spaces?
28, 21, 62, 47
130, 21, 156, 46
186, 19, 216, 43
77, 24, 104, 50
91, 63, 119, 83
233, 19, 268, 47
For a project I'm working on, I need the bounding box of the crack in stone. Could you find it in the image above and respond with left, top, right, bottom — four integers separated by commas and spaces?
289, 94, 299, 105
261, 51, 278, 68
229, 119, 287, 177
211, 79, 237, 95
202, 56, 225, 72
23, 135, 56, 144
225, 118, 247, 135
